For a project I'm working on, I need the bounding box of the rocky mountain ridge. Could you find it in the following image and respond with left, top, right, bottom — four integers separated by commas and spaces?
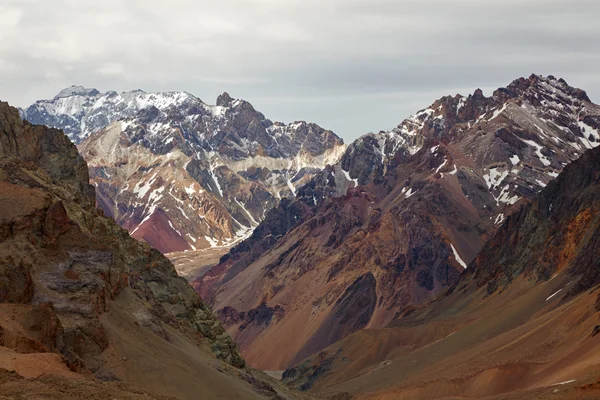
195, 74, 600, 370
22, 87, 346, 257
466, 143, 600, 296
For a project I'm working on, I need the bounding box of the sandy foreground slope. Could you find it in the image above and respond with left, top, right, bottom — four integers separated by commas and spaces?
168, 247, 229, 282
285, 274, 600, 399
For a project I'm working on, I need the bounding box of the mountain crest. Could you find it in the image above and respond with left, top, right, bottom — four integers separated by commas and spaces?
53, 85, 100, 99
216, 91, 234, 107
28, 85, 346, 255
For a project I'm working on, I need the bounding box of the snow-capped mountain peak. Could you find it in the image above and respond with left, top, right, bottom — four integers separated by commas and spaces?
54, 85, 100, 99
22, 86, 346, 256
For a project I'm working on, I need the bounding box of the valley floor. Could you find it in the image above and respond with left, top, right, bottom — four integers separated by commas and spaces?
168, 248, 229, 282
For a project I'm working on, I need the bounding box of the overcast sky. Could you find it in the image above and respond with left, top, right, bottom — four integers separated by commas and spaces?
1, 0, 599, 142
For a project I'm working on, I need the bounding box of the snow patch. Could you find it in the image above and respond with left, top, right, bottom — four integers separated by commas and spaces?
496, 184, 520, 205
204, 235, 218, 248
490, 103, 508, 120
523, 139, 551, 166
234, 198, 259, 226
184, 183, 196, 196
209, 163, 223, 197
167, 220, 182, 236
546, 288, 563, 301
286, 175, 296, 196
435, 158, 447, 174
402, 187, 416, 199
456, 97, 466, 114
551, 380, 576, 386
494, 213, 505, 225
342, 168, 359, 187
483, 168, 509, 189
451, 244, 468, 269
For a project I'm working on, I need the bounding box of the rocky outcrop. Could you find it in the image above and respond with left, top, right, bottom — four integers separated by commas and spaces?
198, 75, 600, 370
0, 102, 244, 371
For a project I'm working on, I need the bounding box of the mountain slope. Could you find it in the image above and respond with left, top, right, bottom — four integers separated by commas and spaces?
0, 101, 312, 400
196, 74, 600, 370
22, 87, 345, 259
466, 143, 600, 294
282, 145, 600, 400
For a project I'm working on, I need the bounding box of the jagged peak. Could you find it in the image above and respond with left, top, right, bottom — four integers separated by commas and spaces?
0, 101, 21, 120
216, 92, 234, 107
51, 86, 200, 103
504, 74, 591, 103
347, 73, 600, 168
53, 85, 100, 100
473, 88, 485, 98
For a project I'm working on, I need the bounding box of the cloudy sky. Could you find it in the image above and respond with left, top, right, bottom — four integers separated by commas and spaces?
1, 0, 599, 141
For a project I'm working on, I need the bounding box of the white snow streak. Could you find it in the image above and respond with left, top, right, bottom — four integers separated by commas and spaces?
451, 244, 468, 269
546, 288, 563, 301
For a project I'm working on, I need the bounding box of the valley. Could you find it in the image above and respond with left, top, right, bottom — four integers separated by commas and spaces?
4, 2, 600, 399
4, 74, 600, 400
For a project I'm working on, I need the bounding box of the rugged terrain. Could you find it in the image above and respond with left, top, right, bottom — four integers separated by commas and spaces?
22, 87, 345, 260
281, 145, 600, 400
0, 101, 313, 399
196, 75, 600, 370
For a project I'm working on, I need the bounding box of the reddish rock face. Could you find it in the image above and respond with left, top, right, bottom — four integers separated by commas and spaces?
42, 201, 73, 247
197, 74, 600, 370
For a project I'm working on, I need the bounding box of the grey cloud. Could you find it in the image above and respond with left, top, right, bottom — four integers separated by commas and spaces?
1, 0, 599, 141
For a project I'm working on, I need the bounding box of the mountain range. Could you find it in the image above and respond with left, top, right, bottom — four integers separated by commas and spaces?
7, 73, 600, 400
194, 74, 600, 370
21, 87, 345, 279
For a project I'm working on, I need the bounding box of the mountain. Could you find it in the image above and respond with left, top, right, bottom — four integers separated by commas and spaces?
0, 101, 312, 399
22, 87, 345, 264
282, 145, 600, 400
466, 141, 600, 294
194, 74, 600, 370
